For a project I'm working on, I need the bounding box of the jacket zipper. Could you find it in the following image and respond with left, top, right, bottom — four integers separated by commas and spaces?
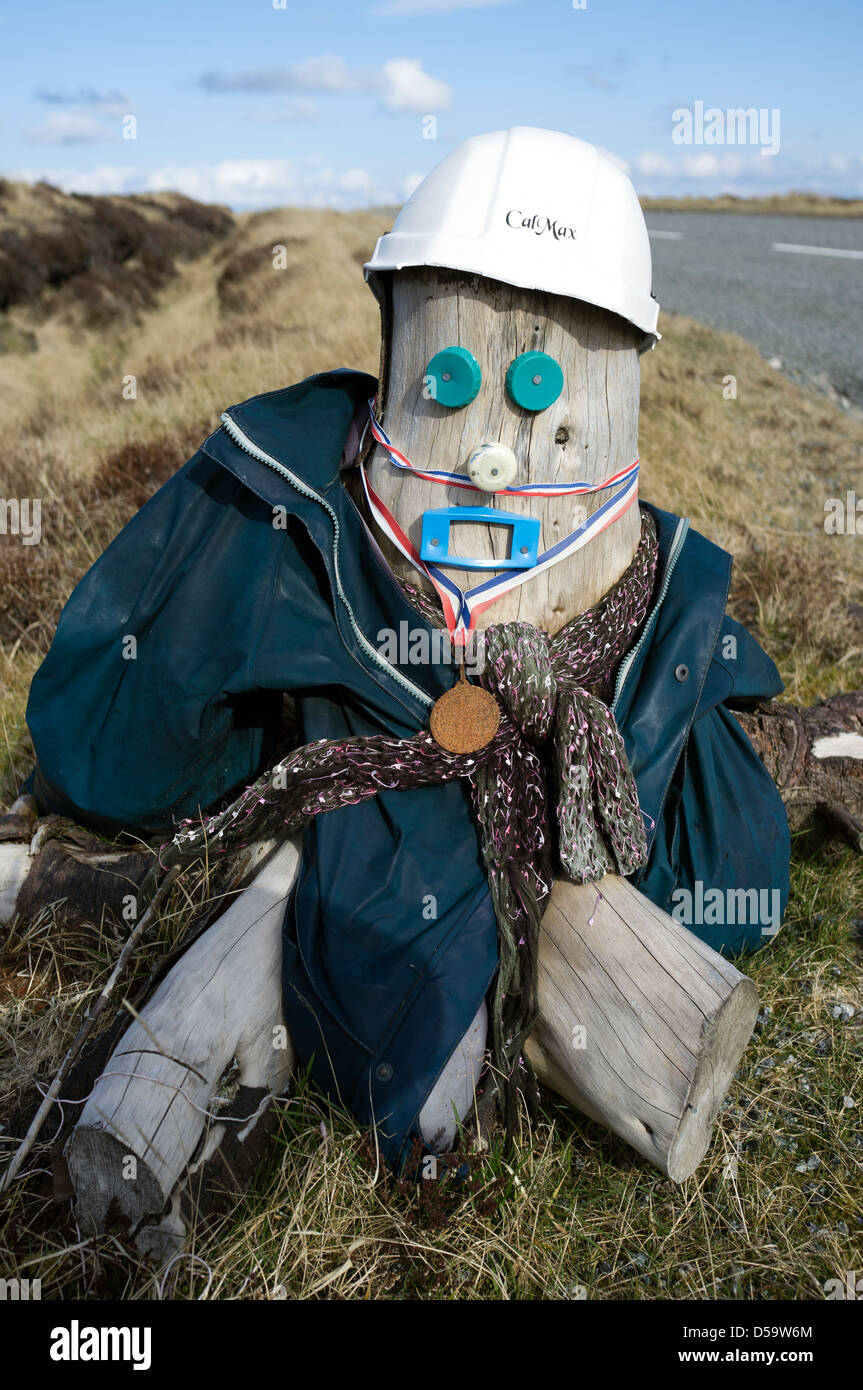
611, 516, 689, 715
219, 412, 434, 709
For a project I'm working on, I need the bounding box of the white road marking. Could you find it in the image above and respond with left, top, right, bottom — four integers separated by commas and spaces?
648, 230, 683, 240
812, 733, 863, 761
773, 242, 863, 260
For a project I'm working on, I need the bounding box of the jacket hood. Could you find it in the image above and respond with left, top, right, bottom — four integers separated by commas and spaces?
213, 368, 377, 501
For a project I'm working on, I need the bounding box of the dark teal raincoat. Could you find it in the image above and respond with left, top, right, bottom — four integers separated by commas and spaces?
24, 369, 790, 1163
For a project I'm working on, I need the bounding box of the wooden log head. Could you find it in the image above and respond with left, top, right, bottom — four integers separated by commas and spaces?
360, 266, 644, 632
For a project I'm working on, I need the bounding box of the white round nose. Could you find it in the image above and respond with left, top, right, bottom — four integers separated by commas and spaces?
466, 442, 518, 493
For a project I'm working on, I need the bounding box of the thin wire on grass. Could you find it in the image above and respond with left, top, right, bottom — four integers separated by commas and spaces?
33, 1067, 293, 1129
158, 1250, 214, 1300
0, 864, 181, 1194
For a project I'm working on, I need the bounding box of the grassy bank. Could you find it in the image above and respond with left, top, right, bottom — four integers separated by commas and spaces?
641, 192, 863, 217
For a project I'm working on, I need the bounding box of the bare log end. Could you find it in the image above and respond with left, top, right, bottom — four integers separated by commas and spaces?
65, 1126, 165, 1237
666, 975, 759, 1183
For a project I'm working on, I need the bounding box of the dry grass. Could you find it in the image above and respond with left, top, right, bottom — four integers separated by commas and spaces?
639, 315, 863, 701
3, 849, 861, 1302
641, 192, 863, 217
0, 188, 861, 1300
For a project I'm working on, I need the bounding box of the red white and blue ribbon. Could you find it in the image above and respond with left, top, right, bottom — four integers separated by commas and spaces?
366, 398, 639, 499
359, 402, 640, 644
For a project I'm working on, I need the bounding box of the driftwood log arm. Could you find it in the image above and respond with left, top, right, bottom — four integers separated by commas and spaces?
0, 796, 155, 929
526, 874, 759, 1181
0, 800, 292, 929
0, 843, 29, 925
735, 693, 863, 851
0, 796, 45, 925
362, 268, 642, 628
65, 837, 299, 1248
64, 837, 487, 1251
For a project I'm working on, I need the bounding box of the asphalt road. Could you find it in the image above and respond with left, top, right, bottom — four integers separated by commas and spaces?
644, 212, 863, 409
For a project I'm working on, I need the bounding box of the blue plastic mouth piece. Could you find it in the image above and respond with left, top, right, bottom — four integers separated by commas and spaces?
419, 506, 540, 571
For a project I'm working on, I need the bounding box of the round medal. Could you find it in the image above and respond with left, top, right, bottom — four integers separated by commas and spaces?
430, 665, 500, 754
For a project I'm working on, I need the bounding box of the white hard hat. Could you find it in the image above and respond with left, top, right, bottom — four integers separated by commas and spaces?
365, 126, 659, 349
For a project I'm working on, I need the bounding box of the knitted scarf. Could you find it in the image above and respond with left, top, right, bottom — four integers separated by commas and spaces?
152, 509, 660, 1148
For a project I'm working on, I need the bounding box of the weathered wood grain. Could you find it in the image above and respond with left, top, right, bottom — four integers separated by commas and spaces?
525, 873, 759, 1181
66, 838, 299, 1239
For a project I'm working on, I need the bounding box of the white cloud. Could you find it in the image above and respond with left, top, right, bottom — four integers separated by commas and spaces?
198, 53, 372, 95
200, 53, 452, 113
160, 159, 295, 202
635, 150, 744, 181
379, 58, 453, 114
11, 163, 147, 195
289, 54, 377, 93
370, 0, 518, 13
23, 112, 116, 144
201, 56, 376, 95
35, 87, 130, 114
681, 152, 743, 179
633, 147, 863, 198
10, 158, 397, 211
635, 151, 675, 177
335, 167, 375, 198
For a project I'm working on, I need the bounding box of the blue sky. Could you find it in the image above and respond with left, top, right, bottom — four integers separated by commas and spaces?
2, 0, 861, 209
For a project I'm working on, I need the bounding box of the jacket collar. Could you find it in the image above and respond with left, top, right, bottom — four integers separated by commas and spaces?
216, 368, 377, 496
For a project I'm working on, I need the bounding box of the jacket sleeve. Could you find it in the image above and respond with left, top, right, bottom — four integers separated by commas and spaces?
636, 614, 791, 956
696, 613, 785, 714
25, 448, 343, 836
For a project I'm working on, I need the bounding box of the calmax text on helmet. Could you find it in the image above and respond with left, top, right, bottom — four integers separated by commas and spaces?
505, 209, 577, 241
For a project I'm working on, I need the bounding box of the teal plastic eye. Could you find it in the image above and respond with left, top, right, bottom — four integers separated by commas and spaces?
506, 351, 564, 411
425, 346, 482, 408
